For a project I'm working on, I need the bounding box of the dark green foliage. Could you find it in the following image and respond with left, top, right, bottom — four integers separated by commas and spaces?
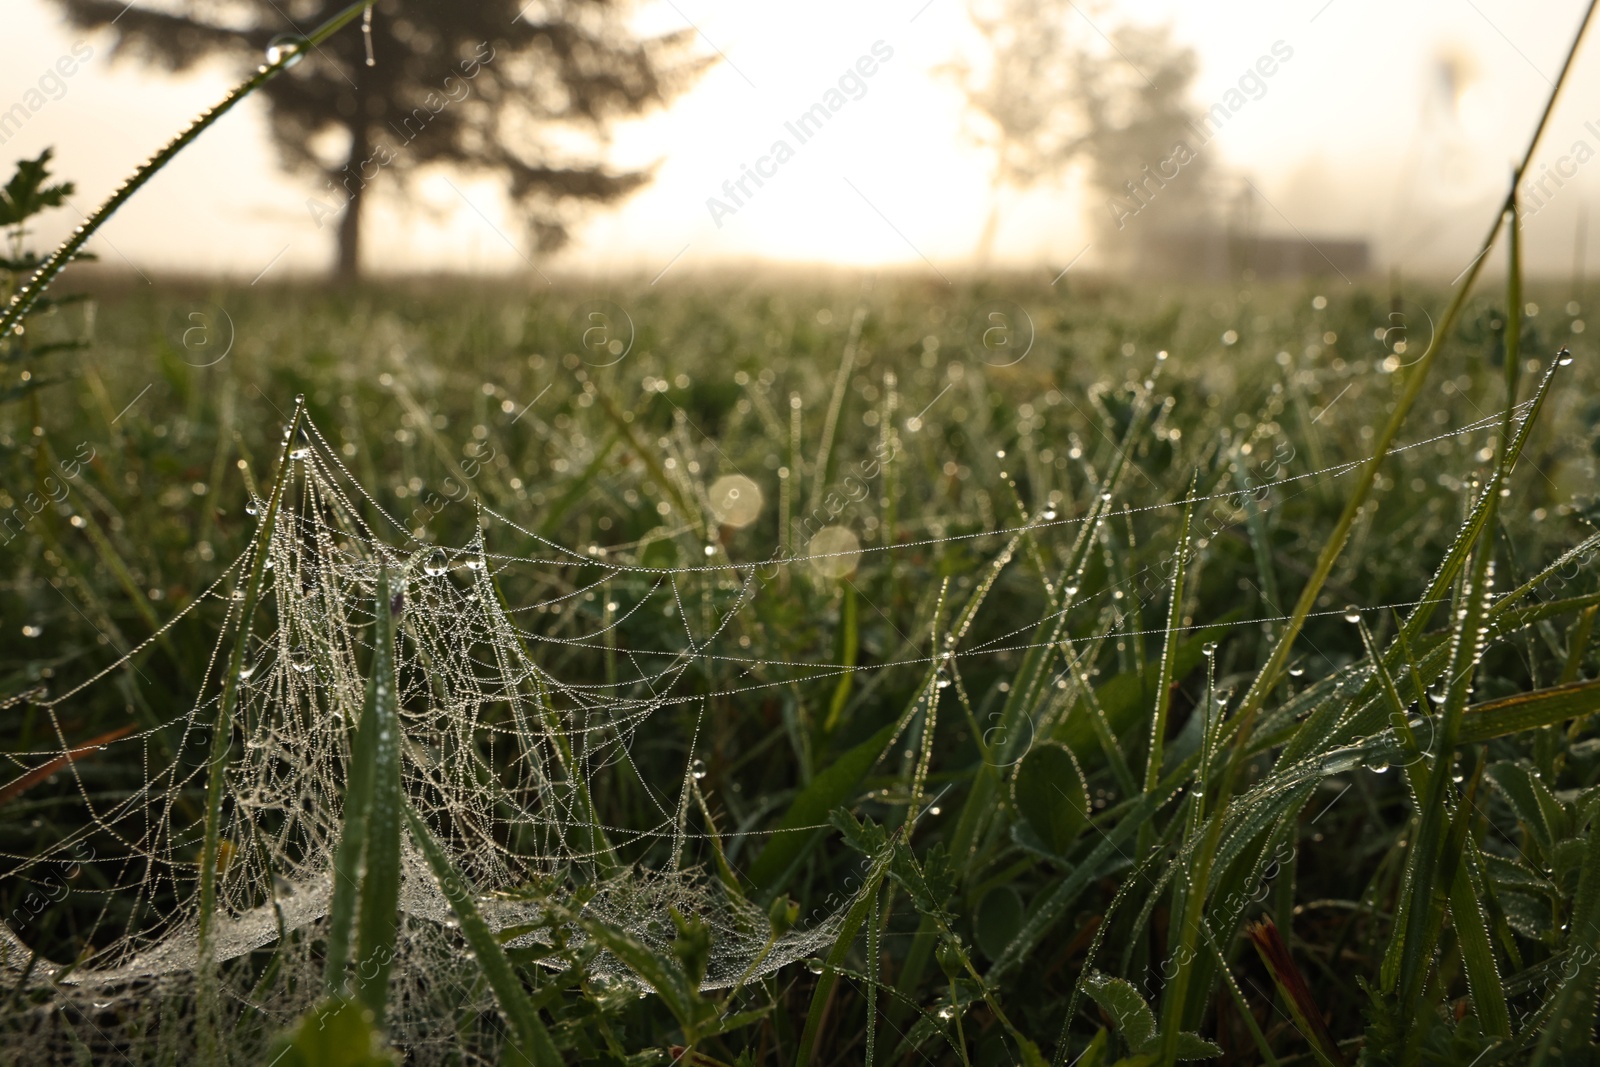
0, 148, 92, 393
4, 269, 1600, 1067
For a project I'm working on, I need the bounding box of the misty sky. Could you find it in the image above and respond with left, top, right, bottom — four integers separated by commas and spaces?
3, 0, 1598, 279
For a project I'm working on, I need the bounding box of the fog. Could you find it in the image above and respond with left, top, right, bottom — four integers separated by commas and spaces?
3, 0, 1598, 280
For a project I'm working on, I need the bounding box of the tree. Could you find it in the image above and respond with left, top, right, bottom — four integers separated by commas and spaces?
50, 0, 707, 277
948, 0, 1209, 262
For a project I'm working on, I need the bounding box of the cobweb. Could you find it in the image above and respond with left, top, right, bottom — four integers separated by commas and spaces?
0, 398, 1548, 1062
0, 416, 845, 1063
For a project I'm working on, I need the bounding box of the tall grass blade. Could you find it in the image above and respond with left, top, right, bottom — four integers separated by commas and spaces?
402, 800, 562, 1067
747, 717, 899, 893
198, 403, 304, 953
0, 3, 376, 337
794, 836, 895, 1067
354, 563, 402, 1023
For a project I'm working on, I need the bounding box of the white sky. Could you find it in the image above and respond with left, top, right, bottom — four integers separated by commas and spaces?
3, 0, 1599, 279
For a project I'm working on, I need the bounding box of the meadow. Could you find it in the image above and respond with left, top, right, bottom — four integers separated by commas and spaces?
0, 2, 1598, 1059
1, 262, 1598, 1065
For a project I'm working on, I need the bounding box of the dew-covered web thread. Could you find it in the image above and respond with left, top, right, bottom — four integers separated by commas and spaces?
0, 416, 844, 1059
0, 397, 1562, 1058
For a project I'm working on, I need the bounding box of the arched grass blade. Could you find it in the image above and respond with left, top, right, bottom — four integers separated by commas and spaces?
402, 800, 562, 1067
0, 2, 376, 338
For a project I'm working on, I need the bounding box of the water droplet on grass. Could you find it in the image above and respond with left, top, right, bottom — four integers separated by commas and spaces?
265, 35, 306, 68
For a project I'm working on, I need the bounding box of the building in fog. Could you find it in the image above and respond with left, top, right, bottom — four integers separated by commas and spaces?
1131, 228, 1370, 280
1124, 176, 1370, 281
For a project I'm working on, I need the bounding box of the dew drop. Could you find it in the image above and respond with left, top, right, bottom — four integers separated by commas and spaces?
805, 958, 825, 975
1201, 641, 1217, 657
1343, 606, 1361, 623
265, 34, 306, 68
245, 501, 260, 516
361, 4, 376, 66
1369, 762, 1389, 774
691, 758, 707, 780
289, 447, 310, 461
1288, 666, 1304, 677
423, 550, 448, 577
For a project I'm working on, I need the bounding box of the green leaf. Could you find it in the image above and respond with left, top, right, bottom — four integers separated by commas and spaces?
1457, 679, 1600, 746
1533, 807, 1600, 1063
889, 840, 955, 920
747, 717, 899, 891
973, 885, 1024, 962
1485, 762, 1563, 856
1012, 741, 1090, 853
1173, 1032, 1225, 1060
325, 563, 394, 997
581, 914, 715, 1042
828, 807, 887, 857
669, 906, 712, 989
0, 149, 74, 227
270, 996, 397, 1067
1083, 973, 1156, 1053
823, 580, 859, 733
795, 842, 894, 1066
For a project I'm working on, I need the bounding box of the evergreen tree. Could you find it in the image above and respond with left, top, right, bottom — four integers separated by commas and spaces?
49, 0, 706, 276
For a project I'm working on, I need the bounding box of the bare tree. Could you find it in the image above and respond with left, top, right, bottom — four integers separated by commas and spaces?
948, 1, 1208, 262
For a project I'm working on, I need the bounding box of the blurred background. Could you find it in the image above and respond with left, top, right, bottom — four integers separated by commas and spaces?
3, 0, 1598, 282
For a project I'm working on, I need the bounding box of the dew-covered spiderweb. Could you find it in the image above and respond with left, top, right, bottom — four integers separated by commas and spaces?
0, 415, 857, 1062
0, 396, 1560, 1061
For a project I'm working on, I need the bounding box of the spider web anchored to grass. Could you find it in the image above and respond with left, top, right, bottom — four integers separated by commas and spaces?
0, 382, 1582, 1062
0, 414, 850, 1062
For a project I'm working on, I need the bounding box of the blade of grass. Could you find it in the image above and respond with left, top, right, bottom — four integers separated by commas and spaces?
199, 399, 304, 952
0, 3, 376, 337
325, 563, 386, 993
195, 395, 305, 1058
354, 563, 402, 1025
1396, 187, 1530, 1033
1143, 482, 1197, 804
1531, 799, 1600, 1063
806, 305, 866, 518
402, 799, 562, 1067
795, 832, 897, 1067
747, 717, 899, 894
1156, 15, 1600, 1038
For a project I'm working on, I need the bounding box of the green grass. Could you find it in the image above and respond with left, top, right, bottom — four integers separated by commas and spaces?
2, 261, 1598, 1064
3, 9, 1600, 1057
